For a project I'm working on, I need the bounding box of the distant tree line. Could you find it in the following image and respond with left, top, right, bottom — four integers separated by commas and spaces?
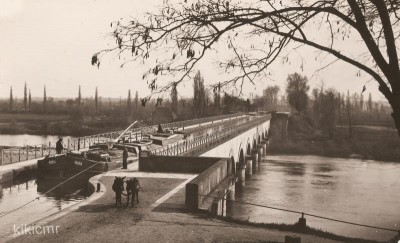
280, 72, 393, 139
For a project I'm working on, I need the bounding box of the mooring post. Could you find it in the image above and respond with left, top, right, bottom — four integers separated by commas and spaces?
18, 148, 21, 162
26, 146, 29, 160
34, 145, 37, 158
297, 213, 307, 230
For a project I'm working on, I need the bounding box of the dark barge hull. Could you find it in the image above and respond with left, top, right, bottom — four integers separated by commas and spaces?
37, 154, 109, 180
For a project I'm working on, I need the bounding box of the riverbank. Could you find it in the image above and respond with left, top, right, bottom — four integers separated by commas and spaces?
269, 137, 400, 162
269, 114, 400, 162
9, 174, 352, 243
0, 113, 131, 137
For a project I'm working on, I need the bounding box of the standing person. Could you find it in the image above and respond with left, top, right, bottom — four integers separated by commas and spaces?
56, 138, 63, 154
122, 146, 128, 169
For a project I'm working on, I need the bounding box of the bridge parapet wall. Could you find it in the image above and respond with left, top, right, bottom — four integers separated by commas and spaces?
139, 156, 221, 173
185, 158, 233, 210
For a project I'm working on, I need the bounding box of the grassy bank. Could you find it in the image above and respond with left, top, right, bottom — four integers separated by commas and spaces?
269, 114, 400, 162
0, 113, 132, 137
216, 216, 386, 243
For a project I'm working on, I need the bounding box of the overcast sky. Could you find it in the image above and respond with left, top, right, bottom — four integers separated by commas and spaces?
0, 0, 386, 101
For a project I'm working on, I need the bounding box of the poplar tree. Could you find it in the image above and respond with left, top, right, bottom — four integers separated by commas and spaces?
43, 85, 47, 113
23, 82, 27, 112
9, 86, 13, 112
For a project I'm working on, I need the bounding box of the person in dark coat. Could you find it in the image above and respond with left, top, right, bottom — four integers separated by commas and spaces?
122, 146, 128, 169
56, 138, 63, 154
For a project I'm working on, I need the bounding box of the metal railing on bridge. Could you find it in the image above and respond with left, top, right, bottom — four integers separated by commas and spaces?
0, 112, 248, 165
149, 114, 271, 156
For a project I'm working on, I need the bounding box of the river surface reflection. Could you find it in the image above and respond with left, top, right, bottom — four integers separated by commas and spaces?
230, 155, 400, 241
0, 176, 89, 238
0, 134, 75, 147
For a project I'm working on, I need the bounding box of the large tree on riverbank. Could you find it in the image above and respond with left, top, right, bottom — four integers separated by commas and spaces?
92, 0, 400, 136
286, 73, 309, 113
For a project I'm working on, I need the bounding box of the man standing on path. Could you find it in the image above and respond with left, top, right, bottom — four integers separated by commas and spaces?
122, 146, 128, 169
56, 138, 63, 154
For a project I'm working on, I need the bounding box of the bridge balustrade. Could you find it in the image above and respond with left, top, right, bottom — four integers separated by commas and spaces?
149, 114, 270, 157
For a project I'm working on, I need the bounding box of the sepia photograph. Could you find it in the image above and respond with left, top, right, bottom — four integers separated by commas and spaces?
0, 0, 399, 242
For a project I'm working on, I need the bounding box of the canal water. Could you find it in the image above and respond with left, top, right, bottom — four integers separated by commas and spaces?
0, 134, 75, 147
0, 176, 89, 238
230, 155, 400, 242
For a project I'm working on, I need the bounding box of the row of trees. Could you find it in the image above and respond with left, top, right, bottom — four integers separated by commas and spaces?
2, 84, 142, 114
7, 84, 48, 113
284, 72, 392, 139
2, 72, 255, 124
8, 83, 33, 112
169, 70, 253, 120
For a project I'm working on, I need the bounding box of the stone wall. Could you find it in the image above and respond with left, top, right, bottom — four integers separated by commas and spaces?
139, 155, 221, 173
185, 158, 232, 210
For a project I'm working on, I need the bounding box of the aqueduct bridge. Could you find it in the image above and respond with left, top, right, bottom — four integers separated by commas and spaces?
138, 111, 288, 214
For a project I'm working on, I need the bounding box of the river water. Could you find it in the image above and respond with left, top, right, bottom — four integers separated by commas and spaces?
230, 155, 400, 241
0, 176, 89, 238
0, 134, 75, 147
